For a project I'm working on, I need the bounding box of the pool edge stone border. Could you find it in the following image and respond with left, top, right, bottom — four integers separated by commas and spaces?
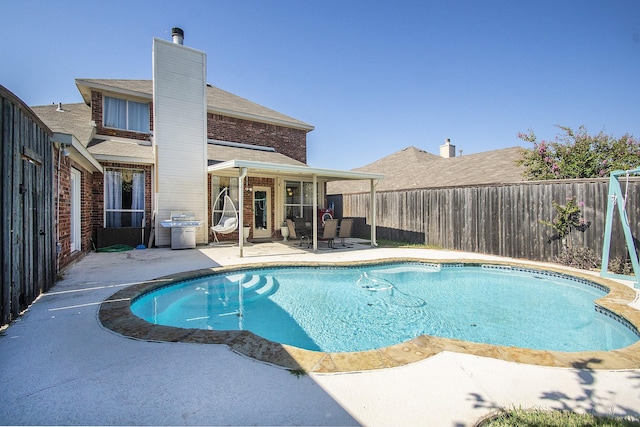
98, 258, 640, 373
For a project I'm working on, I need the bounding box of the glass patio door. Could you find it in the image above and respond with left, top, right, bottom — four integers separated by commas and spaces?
252, 187, 271, 239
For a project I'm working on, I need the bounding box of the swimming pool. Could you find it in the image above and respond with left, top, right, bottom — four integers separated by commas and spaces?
129, 262, 640, 353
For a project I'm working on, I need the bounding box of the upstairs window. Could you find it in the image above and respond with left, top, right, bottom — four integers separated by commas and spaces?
104, 96, 150, 133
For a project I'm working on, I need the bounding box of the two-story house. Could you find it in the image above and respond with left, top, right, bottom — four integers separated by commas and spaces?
33, 28, 382, 270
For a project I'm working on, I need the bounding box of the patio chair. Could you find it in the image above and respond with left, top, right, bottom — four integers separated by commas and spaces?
319, 218, 339, 249
338, 218, 354, 247
293, 218, 311, 248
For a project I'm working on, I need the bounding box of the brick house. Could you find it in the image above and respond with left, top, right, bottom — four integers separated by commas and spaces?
33, 29, 381, 270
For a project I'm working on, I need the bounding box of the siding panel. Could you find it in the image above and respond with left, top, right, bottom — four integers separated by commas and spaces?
153, 39, 208, 246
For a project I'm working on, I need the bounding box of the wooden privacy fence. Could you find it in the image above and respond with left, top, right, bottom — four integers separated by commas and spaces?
330, 178, 639, 263
1, 85, 56, 326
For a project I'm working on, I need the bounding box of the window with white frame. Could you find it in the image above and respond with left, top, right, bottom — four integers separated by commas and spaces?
284, 180, 315, 221
104, 168, 145, 228
103, 96, 150, 133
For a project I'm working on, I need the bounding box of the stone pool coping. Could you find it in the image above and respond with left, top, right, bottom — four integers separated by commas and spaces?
98, 258, 640, 373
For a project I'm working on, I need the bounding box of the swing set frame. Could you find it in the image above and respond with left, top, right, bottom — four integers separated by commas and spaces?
600, 167, 640, 287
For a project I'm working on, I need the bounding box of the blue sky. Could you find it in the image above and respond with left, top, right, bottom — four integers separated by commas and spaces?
2, 0, 639, 170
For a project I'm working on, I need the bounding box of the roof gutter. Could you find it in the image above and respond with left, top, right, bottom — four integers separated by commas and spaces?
91, 154, 154, 165
208, 159, 384, 181
51, 132, 103, 173
75, 79, 153, 105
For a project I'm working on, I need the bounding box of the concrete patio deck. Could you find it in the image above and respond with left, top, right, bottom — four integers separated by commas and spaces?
1, 242, 639, 426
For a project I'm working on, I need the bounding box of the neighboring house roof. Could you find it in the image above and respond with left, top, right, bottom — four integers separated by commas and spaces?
327, 145, 526, 194
75, 79, 314, 131
30, 103, 94, 145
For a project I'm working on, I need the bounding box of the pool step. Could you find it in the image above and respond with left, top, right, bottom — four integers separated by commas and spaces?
156, 274, 277, 315
237, 274, 263, 293
238, 275, 278, 302
209, 273, 278, 302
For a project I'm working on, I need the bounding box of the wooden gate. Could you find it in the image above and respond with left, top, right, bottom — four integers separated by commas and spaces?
1, 85, 56, 326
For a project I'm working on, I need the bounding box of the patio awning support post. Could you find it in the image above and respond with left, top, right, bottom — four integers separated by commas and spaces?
312, 174, 318, 251
238, 167, 247, 257
370, 179, 378, 247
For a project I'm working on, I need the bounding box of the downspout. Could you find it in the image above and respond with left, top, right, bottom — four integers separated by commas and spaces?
238, 167, 248, 257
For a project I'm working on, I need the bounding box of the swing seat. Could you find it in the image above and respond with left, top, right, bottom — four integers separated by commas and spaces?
212, 217, 238, 233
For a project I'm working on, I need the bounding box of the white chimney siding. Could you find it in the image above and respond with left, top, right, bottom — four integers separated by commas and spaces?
152, 35, 208, 247
440, 138, 456, 158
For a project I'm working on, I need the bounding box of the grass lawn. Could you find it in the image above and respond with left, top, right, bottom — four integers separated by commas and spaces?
478, 408, 640, 426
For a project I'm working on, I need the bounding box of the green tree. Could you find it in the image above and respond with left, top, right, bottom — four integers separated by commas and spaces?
517, 126, 640, 180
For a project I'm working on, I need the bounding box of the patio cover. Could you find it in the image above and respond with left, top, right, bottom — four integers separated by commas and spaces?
207, 159, 384, 256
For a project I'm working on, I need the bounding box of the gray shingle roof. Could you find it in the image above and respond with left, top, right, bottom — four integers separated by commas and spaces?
32, 79, 313, 167
31, 102, 305, 166
75, 79, 313, 130
30, 103, 94, 144
87, 138, 154, 162
327, 146, 526, 194
207, 143, 307, 166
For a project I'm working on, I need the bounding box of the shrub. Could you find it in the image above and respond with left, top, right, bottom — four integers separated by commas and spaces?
554, 246, 600, 270
608, 256, 634, 275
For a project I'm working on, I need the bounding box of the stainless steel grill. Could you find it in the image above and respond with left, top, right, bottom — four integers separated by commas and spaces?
160, 212, 202, 249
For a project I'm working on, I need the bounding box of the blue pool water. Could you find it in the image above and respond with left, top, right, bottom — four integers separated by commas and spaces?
130, 263, 640, 353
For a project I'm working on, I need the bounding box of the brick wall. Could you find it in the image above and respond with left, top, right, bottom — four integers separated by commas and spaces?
208, 113, 307, 163
55, 156, 96, 272
80, 167, 94, 254
90, 90, 308, 164
55, 152, 71, 269
91, 91, 153, 141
